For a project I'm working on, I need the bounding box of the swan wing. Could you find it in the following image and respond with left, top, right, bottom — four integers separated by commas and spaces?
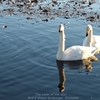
63, 46, 97, 61
83, 35, 100, 48
93, 35, 100, 48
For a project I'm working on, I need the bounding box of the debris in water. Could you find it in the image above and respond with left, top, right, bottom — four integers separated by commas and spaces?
2, 25, 7, 28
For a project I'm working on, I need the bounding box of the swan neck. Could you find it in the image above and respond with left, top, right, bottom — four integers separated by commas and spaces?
91, 29, 93, 35
88, 29, 93, 47
57, 30, 65, 60
59, 31, 65, 52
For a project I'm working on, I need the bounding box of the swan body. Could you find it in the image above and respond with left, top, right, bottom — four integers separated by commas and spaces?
56, 24, 99, 61
83, 24, 100, 48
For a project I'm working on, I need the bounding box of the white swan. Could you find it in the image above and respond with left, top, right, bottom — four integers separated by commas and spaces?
83, 24, 100, 48
56, 24, 100, 61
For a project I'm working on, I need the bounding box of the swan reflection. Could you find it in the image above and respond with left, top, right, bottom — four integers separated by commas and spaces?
56, 56, 98, 92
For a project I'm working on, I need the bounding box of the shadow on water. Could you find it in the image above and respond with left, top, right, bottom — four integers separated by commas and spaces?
56, 55, 98, 92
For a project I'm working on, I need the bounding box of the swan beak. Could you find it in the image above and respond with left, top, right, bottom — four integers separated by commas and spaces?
86, 33, 88, 37
59, 29, 62, 32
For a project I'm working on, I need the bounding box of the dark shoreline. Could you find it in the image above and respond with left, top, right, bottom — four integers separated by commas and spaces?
0, 0, 100, 22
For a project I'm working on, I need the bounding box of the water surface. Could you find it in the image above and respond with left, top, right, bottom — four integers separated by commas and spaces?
0, 15, 100, 100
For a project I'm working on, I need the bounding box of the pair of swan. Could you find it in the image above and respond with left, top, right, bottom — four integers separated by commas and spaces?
56, 24, 100, 61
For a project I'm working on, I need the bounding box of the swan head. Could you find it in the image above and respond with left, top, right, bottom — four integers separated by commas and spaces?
59, 24, 64, 32
86, 24, 93, 37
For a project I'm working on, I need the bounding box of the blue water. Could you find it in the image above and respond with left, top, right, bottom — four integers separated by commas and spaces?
0, 15, 100, 100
